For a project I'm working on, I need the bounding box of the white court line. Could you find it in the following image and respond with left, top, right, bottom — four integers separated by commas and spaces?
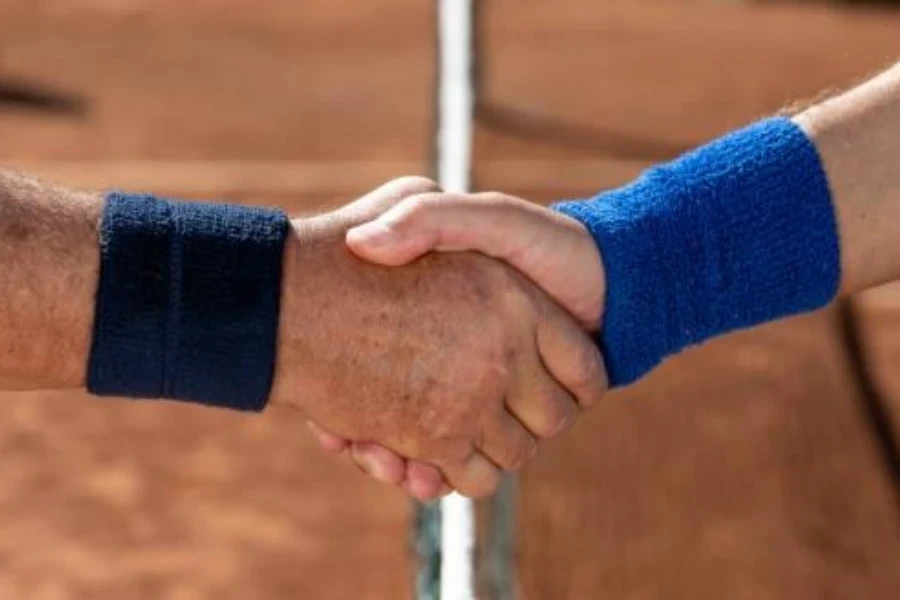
437, 0, 476, 599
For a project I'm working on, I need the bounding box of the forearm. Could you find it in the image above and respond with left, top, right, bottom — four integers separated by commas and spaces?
0, 170, 101, 390
794, 61, 900, 295
551, 64, 900, 385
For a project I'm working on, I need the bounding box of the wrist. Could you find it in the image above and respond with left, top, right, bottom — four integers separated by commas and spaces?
794, 65, 900, 294
14, 189, 101, 390
269, 215, 343, 413
545, 210, 606, 331
555, 117, 839, 386
269, 220, 305, 410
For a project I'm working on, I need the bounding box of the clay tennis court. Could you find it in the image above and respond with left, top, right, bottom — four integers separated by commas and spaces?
1, 1, 900, 598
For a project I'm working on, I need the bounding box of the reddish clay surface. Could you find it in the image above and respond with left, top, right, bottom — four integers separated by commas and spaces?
0, 1, 899, 598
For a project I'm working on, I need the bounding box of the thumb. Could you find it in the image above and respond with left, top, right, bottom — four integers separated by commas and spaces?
345, 193, 604, 328
339, 176, 440, 222
346, 192, 541, 266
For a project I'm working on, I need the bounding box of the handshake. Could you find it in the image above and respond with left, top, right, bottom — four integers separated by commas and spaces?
80, 115, 846, 503
67, 113, 847, 504
0, 79, 887, 503
271, 177, 609, 501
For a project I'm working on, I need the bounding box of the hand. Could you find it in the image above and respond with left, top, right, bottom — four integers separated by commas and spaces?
309, 190, 608, 500
347, 191, 605, 328
273, 179, 606, 499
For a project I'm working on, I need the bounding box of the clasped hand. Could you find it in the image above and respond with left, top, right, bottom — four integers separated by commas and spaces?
272, 177, 607, 500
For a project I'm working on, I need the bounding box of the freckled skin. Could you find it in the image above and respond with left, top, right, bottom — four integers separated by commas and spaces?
271, 178, 607, 497
0, 170, 601, 498
271, 212, 536, 471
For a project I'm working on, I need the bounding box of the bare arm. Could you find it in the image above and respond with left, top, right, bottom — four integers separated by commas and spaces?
0, 174, 601, 498
337, 61, 900, 499
0, 170, 101, 389
794, 61, 900, 295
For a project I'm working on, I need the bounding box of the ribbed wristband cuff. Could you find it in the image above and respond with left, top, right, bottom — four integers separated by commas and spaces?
554, 117, 840, 387
87, 193, 289, 411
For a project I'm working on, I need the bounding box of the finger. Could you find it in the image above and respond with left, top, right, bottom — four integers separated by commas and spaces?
346, 192, 604, 329
346, 192, 518, 265
506, 364, 579, 439
350, 442, 407, 485
338, 177, 441, 222
478, 409, 538, 469
403, 461, 446, 502
439, 451, 501, 500
535, 298, 608, 410
306, 421, 350, 453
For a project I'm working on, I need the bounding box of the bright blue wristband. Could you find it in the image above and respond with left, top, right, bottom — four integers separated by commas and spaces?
554, 117, 840, 387
87, 193, 289, 411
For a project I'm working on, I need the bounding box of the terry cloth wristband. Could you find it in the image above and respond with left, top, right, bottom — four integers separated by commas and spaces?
553, 117, 840, 387
87, 193, 290, 411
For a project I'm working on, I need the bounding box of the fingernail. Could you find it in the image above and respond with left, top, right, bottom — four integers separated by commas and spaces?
347, 222, 395, 248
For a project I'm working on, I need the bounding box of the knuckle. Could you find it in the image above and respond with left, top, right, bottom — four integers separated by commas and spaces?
569, 344, 605, 398
533, 396, 576, 438
421, 402, 461, 442
463, 473, 500, 500
579, 378, 606, 409
387, 195, 445, 235
553, 401, 577, 435
434, 445, 500, 499
391, 176, 441, 195
470, 350, 513, 398
472, 263, 531, 321
424, 377, 489, 432
397, 195, 433, 222
504, 437, 537, 471
433, 437, 476, 467
479, 473, 502, 498
400, 192, 459, 223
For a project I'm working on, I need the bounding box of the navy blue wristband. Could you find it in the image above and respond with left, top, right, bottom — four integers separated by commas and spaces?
554, 117, 840, 387
87, 193, 289, 411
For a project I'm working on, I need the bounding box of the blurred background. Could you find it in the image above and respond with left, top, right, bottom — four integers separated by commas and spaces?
1, 0, 900, 598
